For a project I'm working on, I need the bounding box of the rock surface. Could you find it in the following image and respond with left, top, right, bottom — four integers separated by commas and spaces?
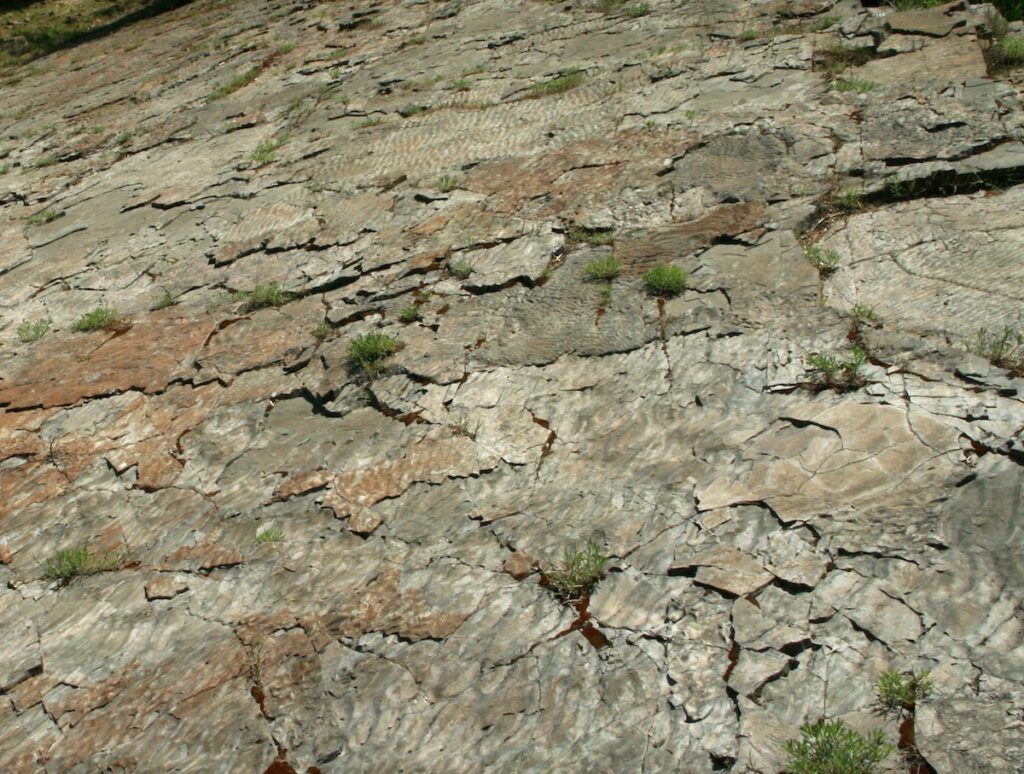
1, 0, 1023, 771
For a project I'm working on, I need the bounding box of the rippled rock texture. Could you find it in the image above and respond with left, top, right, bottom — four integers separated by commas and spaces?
2, 0, 1023, 771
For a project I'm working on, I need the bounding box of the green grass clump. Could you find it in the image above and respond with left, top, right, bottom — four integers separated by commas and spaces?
33, 155, 59, 168
16, 318, 51, 342
991, 34, 1024, 66
256, 528, 285, 544
43, 545, 132, 585
642, 264, 687, 296
785, 718, 893, 774
970, 326, 1024, 375
251, 134, 288, 165
449, 78, 472, 91
26, 209, 62, 226
312, 321, 332, 340
448, 260, 474, 280
436, 175, 459, 193
398, 304, 422, 323
851, 304, 878, 325
583, 256, 622, 281
16, 317, 51, 342
568, 226, 615, 248
233, 282, 290, 311
832, 78, 877, 94
877, 670, 932, 715
348, 332, 397, 375
210, 66, 262, 100
805, 245, 842, 276
398, 103, 428, 118
806, 346, 868, 390
530, 68, 584, 97
354, 116, 382, 129
625, 3, 650, 16
152, 291, 178, 310
71, 307, 128, 333
546, 540, 608, 600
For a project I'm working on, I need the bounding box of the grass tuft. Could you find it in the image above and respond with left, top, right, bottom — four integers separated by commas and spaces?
546, 540, 608, 600
26, 208, 62, 226
642, 264, 687, 296
583, 256, 622, 281
530, 68, 584, 97
16, 318, 50, 342
348, 332, 397, 376
447, 260, 473, 280
232, 282, 290, 311
256, 528, 285, 544
43, 544, 132, 585
969, 326, 1024, 375
71, 307, 129, 333
806, 346, 868, 390
877, 670, 932, 715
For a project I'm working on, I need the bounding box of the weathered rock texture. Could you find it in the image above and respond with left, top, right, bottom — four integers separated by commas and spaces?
1, 0, 1023, 771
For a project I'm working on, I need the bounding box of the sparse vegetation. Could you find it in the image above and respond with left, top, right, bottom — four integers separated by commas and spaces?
969, 325, 1024, 375
71, 307, 129, 333
546, 540, 608, 600
348, 332, 397, 375
877, 670, 932, 715
832, 78, 877, 94
805, 245, 841, 276
583, 256, 622, 281
210, 66, 262, 100
624, 3, 650, 17
851, 304, 878, 326
26, 208, 62, 226
0, 0, 192, 70
990, 34, 1024, 67
152, 291, 178, 310
42, 544, 132, 585
256, 528, 285, 544
232, 282, 290, 311
398, 304, 422, 323
785, 718, 893, 774
251, 134, 288, 165
436, 175, 459, 193
834, 189, 866, 211
398, 103, 428, 118
568, 226, 615, 248
806, 346, 868, 390
448, 260, 474, 279
530, 68, 584, 97
16, 318, 51, 342
354, 117, 382, 129
312, 321, 332, 340
33, 155, 59, 168
642, 264, 687, 296
449, 78, 472, 91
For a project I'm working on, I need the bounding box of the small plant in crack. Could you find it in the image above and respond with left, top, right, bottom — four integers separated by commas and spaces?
232, 282, 290, 311
545, 540, 608, 600
583, 255, 621, 281
16, 318, 50, 342
152, 290, 178, 310
435, 175, 459, 193
805, 245, 841, 277
806, 345, 868, 390
26, 208, 62, 226
398, 304, 422, 323
397, 103, 428, 118
851, 304, 878, 326
256, 528, 285, 544
247, 644, 266, 683
348, 332, 397, 376
642, 264, 687, 297
568, 226, 615, 249
72, 306, 130, 333
312, 320, 332, 340
969, 325, 1024, 375
833, 188, 867, 211
447, 259, 473, 280
42, 544, 133, 585
251, 134, 288, 165
785, 718, 893, 774
529, 68, 584, 97
876, 669, 932, 716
